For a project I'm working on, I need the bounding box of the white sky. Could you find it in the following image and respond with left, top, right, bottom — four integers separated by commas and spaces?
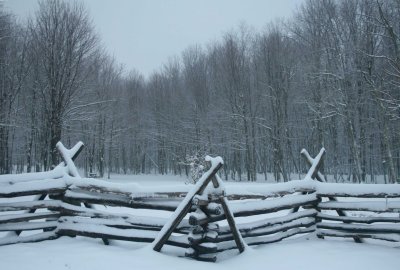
5, 0, 303, 77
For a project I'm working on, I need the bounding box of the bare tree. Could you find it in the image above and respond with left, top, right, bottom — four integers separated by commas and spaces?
28, 0, 98, 167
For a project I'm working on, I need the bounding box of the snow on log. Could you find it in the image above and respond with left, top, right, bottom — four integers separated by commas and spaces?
217, 217, 315, 242
0, 212, 60, 224
64, 190, 182, 211
58, 216, 190, 233
57, 221, 189, 248
0, 200, 62, 212
303, 148, 325, 181
317, 222, 400, 234
316, 182, 400, 198
0, 231, 59, 246
185, 249, 217, 262
318, 201, 400, 212
205, 203, 223, 215
190, 194, 318, 225
56, 142, 81, 178
230, 193, 318, 217
217, 226, 315, 252
0, 221, 58, 231
55, 202, 190, 229
225, 180, 315, 199
0, 166, 66, 185
0, 178, 66, 198
219, 209, 317, 234
218, 209, 315, 235
66, 176, 190, 199
317, 213, 400, 224
317, 229, 400, 242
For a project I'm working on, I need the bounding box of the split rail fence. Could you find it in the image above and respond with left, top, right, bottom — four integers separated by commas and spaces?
0, 142, 399, 262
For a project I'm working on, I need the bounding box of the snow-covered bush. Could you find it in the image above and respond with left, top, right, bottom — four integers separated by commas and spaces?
184, 152, 207, 184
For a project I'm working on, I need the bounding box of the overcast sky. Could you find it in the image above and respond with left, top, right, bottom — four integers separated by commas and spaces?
5, 0, 303, 77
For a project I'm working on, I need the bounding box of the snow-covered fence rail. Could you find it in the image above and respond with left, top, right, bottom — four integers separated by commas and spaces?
0, 143, 399, 262
315, 183, 400, 242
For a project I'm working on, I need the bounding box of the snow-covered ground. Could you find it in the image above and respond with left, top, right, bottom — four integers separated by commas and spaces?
0, 174, 399, 269
0, 236, 398, 270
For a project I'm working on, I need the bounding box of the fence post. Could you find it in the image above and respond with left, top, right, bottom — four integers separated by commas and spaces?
301, 148, 362, 243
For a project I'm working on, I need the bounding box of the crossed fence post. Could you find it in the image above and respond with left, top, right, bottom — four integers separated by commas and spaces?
152, 156, 245, 262
13, 141, 84, 236
300, 148, 362, 243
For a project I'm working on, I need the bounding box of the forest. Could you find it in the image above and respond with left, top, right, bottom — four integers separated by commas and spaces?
0, 0, 399, 183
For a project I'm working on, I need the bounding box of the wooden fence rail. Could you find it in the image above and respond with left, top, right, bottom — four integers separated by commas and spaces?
0, 142, 399, 262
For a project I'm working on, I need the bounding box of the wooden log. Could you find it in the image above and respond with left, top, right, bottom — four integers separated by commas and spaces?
225, 180, 315, 200
58, 216, 190, 234
196, 194, 318, 225
70, 183, 317, 202
292, 149, 324, 213
188, 230, 219, 245
152, 161, 223, 252
219, 209, 317, 235
68, 184, 188, 201
57, 222, 189, 248
188, 233, 204, 245
232, 193, 318, 218
189, 209, 208, 226
195, 254, 217, 263
206, 223, 219, 231
0, 200, 62, 212
0, 181, 66, 198
191, 225, 204, 234
219, 196, 246, 253
204, 230, 218, 242
184, 249, 217, 262
57, 205, 190, 232
317, 229, 400, 242
56, 142, 81, 177
192, 194, 209, 206
302, 148, 325, 181
0, 168, 65, 185
65, 190, 183, 212
317, 213, 400, 224
316, 182, 400, 198
318, 201, 400, 212
192, 242, 218, 254
217, 227, 315, 252
217, 217, 315, 242
204, 203, 222, 215
317, 222, 400, 234
0, 212, 60, 224
0, 221, 58, 231
240, 217, 315, 239
317, 190, 400, 198
0, 231, 59, 246
301, 149, 326, 182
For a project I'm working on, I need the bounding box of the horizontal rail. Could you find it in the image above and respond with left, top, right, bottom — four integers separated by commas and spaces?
317, 213, 400, 224
318, 201, 400, 212
217, 227, 315, 252
0, 231, 59, 246
317, 222, 400, 234
0, 221, 58, 231
217, 217, 315, 242
317, 230, 400, 242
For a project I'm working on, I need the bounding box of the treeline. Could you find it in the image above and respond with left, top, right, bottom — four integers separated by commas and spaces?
0, 0, 399, 183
